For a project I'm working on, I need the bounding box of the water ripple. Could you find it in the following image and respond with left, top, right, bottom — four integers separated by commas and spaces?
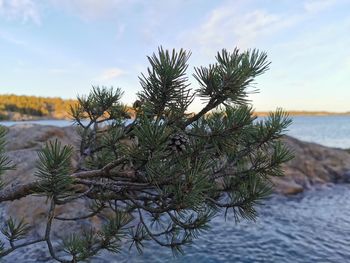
2, 185, 350, 262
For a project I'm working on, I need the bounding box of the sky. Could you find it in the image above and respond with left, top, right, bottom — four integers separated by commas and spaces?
0, 0, 349, 112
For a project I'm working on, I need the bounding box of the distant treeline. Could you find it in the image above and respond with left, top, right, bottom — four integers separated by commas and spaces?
0, 94, 77, 120
254, 111, 350, 117
0, 94, 348, 121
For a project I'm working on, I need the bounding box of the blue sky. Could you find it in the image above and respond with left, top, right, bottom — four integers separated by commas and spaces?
0, 0, 349, 112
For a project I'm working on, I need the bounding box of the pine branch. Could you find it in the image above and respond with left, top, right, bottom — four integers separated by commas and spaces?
0, 47, 293, 262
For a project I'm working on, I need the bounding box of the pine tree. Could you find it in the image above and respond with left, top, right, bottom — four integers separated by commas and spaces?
0, 47, 293, 262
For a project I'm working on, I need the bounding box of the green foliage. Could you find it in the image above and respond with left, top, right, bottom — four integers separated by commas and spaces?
0, 113, 8, 120
100, 212, 133, 253
71, 86, 127, 122
0, 240, 4, 254
0, 47, 293, 262
1, 217, 30, 244
194, 48, 269, 105
62, 234, 87, 260
35, 139, 73, 199
128, 223, 150, 254
137, 47, 194, 121
60, 211, 133, 259
61, 229, 99, 262
0, 126, 14, 189
0, 94, 77, 118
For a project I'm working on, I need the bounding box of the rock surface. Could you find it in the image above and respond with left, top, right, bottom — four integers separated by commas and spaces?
273, 136, 350, 194
1, 124, 82, 239
1, 124, 350, 236
3, 124, 350, 193
3, 124, 350, 197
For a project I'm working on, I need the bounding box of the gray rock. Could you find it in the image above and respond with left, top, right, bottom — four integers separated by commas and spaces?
341, 170, 350, 183
2, 125, 350, 238
272, 136, 350, 195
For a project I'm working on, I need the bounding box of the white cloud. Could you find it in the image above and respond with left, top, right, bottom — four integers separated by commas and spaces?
99, 68, 126, 81
0, 0, 40, 24
182, 1, 300, 55
180, 0, 340, 57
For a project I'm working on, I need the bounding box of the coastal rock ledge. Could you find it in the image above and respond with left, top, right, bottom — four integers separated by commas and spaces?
0, 124, 350, 241
274, 136, 350, 194
2, 124, 350, 197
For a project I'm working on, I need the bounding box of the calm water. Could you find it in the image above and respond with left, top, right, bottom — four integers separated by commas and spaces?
2, 185, 349, 262
1, 116, 350, 262
110, 185, 350, 263
286, 115, 350, 149
1, 115, 350, 148
0, 119, 77, 127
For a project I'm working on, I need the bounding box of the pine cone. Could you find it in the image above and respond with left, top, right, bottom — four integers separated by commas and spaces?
168, 133, 189, 152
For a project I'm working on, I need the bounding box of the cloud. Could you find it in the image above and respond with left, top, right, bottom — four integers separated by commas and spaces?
204, 9, 280, 48
182, 1, 300, 55
0, 0, 41, 24
99, 68, 126, 81
180, 0, 341, 57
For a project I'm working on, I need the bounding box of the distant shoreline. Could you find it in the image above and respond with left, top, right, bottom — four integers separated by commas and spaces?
1, 95, 349, 121
0, 114, 71, 122
254, 111, 350, 117
1, 111, 350, 123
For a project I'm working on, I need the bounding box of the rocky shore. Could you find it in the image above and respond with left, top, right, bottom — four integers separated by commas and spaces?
1, 124, 350, 261
275, 136, 350, 194
1, 124, 350, 232
2, 123, 350, 197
